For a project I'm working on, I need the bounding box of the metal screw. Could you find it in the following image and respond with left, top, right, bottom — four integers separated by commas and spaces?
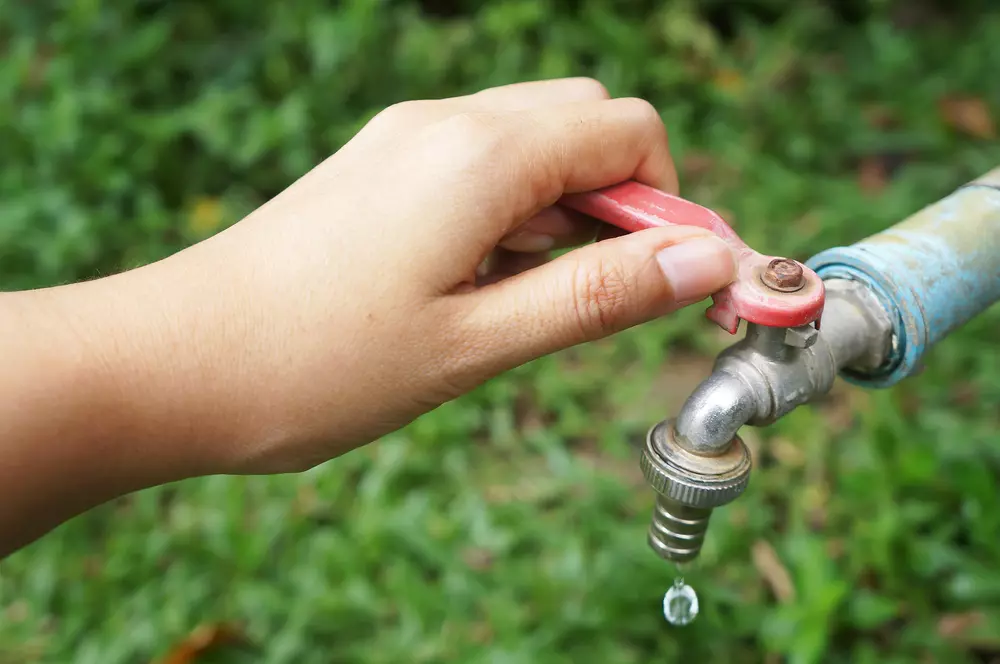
762, 258, 805, 292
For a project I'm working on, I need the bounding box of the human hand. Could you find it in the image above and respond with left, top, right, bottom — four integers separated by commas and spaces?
0, 77, 743, 552
53, 78, 737, 476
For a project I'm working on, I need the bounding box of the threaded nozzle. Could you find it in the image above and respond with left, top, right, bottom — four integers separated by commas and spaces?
647, 495, 713, 563
639, 419, 751, 563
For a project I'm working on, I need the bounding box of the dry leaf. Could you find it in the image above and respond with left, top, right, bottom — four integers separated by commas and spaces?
648, 355, 716, 420
858, 156, 888, 194
938, 96, 996, 139
712, 68, 745, 96
470, 621, 494, 644
4, 601, 29, 623
27, 45, 55, 89
712, 208, 735, 225
293, 484, 320, 516
751, 540, 795, 603
951, 382, 980, 407
818, 382, 869, 431
739, 426, 762, 463
863, 104, 897, 129
769, 437, 805, 467
187, 197, 225, 236
938, 611, 985, 638
462, 547, 494, 571
83, 556, 102, 579
156, 623, 249, 664
892, 2, 943, 29
726, 504, 749, 528
681, 151, 716, 178
804, 482, 829, 529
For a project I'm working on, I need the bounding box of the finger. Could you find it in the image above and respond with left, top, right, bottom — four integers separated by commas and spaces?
359, 77, 612, 139
446, 227, 736, 378
498, 207, 599, 253
476, 249, 549, 286
417, 96, 679, 247
501, 96, 677, 196
465, 77, 611, 109
596, 224, 629, 242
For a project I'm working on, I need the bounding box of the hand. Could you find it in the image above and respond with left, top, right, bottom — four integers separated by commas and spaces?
94, 78, 737, 471
1, 79, 736, 550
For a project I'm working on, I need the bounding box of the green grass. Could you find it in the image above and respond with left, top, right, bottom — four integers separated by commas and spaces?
3, 2, 1000, 663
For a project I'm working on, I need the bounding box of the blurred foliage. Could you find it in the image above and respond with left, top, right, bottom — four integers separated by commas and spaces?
2, 1, 1000, 663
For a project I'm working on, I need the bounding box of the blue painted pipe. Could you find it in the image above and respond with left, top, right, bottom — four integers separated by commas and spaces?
807, 167, 1000, 388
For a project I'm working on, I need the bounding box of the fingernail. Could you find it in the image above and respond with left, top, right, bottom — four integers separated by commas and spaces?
656, 236, 736, 302
499, 231, 556, 253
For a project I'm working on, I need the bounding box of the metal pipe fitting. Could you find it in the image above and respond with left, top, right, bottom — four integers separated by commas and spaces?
672, 372, 757, 456
640, 420, 751, 562
640, 165, 1000, 566
640, 279, 893, 563
808, 167, 1000, 388
673, 279, 892, 454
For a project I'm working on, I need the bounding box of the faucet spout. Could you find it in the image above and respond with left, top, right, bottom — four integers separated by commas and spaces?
671, 279, 893, 458
674, 371, 758, 455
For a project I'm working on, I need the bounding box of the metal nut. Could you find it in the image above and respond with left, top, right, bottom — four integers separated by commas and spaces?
783, 324, 819, 348
641, 420, 752, 509
761, 258, 805, 292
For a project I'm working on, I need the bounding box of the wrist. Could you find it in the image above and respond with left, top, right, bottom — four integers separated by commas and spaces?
0, 278, 217, 551
32, 260, 241, 484
69, 256, 251, 480
89, 241, 334, 477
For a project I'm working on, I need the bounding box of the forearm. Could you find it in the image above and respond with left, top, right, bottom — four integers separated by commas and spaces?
0, 261, 238, 555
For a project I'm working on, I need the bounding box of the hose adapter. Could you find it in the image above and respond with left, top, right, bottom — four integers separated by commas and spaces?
640, 419, 751, 563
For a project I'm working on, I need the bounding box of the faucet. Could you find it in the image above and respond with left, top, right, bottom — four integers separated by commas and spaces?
562, 166, 1000, 565
641, 279, 891, 561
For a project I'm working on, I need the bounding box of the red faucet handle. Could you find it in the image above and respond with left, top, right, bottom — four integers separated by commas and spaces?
559, 181, 825, 334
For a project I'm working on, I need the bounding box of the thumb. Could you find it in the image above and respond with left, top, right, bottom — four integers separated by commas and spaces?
451, 226, 736, 376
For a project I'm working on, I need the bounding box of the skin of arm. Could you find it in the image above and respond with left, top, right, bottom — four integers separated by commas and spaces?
0, 78, 736, 556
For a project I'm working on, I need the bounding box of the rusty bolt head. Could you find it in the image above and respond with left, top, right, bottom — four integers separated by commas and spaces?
761, 258, 805, 292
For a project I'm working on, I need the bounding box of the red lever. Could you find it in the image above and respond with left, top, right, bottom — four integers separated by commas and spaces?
559, 181, 825, 334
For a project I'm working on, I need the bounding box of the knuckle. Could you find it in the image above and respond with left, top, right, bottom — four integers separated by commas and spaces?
369, 100, 411, 126
424, 112, 512, 174
568, 76, 611, 100
569, 258, 635, 338
440, 111, 507, 148
368, 99, 432, 129
618, 97, 665, 130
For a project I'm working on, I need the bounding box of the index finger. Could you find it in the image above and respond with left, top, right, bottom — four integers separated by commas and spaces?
433, 97, 679, 238
520, 97, 679, 197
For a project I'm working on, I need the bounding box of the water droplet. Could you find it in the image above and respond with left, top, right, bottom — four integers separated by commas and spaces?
663, 577, 699, 626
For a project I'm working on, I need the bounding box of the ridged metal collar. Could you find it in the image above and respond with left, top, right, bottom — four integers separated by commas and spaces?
640, 419, 751, 508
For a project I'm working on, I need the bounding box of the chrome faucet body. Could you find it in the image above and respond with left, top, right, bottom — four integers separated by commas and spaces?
640, 167, 1000, 564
